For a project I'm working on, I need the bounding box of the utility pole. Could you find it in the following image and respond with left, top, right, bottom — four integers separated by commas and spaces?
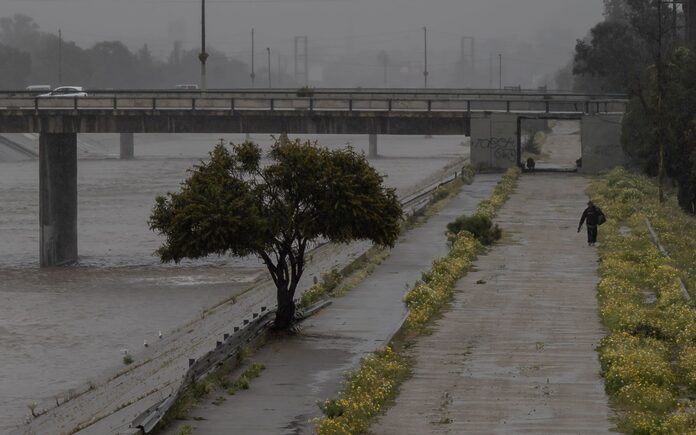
267, 47, 272, 88
58, 28, 63, 85
423, 26, 429, 88
460, 36, 476, 86
489, 53, 493, 88
294, 36, 309, 87
498, 53, 503, 90
378, 50, 389, 87
657, 0, 666, 203
199, 0, 209, 92
250, 28, 256, 87
277, 53, 282, 88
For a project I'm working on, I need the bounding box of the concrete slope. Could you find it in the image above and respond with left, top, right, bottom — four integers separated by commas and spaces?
162, 174, 502, 435
0, 134, 38, 161
373, 174, 613, 434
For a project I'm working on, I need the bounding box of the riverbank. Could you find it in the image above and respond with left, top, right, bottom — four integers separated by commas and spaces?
3, 135, 468, 434
159, 174, 502, 435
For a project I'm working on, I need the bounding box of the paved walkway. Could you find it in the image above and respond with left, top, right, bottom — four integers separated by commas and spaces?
163, 175, 502, 435
374, 174, 613, 434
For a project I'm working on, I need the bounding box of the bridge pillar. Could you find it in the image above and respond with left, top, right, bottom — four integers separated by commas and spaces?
470, 113, 518, 171
368, 134, 378, 158
40, 133, 78, 267
120, 132, 134, 160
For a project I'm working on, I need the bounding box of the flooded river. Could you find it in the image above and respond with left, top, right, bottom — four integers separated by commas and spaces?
0, 133, 467, 431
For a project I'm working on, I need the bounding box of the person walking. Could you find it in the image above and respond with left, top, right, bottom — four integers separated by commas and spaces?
578, 201, 604, 247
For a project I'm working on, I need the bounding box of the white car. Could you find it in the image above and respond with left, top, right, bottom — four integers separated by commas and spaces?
39, 86, 88, 97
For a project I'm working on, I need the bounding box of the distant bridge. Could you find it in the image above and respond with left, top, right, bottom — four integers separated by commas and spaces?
0, 88, 627, 267
0, 88, 626, 135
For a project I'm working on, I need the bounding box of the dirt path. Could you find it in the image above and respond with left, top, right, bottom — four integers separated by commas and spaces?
373, 174, 613, 434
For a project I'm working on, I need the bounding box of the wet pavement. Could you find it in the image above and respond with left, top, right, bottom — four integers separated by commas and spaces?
0, 134, 467, 433
373, 174, 613, 434
162, 174, 502, 435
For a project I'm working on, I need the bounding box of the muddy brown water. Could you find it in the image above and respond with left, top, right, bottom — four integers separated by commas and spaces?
0, 134, 467, 431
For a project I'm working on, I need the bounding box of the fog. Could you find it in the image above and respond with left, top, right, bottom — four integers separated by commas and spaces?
1, 0, 605, 88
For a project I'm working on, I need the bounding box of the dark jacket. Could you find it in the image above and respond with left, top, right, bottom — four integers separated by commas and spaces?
579, 206, 602, 228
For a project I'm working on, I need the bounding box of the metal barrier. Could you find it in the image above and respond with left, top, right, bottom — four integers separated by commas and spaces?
128, 167, 465, 433
0, 95, 628, 114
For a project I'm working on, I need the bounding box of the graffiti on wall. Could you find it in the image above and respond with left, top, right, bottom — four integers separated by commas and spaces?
475, 137, 516, 161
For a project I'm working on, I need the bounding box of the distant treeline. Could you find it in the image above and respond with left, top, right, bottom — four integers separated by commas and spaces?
0, 14, 249, 89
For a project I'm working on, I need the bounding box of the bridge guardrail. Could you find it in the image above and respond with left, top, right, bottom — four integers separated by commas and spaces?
0, 95, 628, 114
0, 87, 628, 100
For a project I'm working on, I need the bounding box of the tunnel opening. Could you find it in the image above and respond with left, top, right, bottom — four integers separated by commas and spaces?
517, 116, 582, 173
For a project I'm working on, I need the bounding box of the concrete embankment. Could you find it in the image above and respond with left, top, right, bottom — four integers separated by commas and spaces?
8, 150, 468, 435
373, 174, 613, 434
161, 174, 501, 435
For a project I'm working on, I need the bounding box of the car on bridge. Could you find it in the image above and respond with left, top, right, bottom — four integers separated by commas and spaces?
39, 86, 88, 97
25, 85, 52, 94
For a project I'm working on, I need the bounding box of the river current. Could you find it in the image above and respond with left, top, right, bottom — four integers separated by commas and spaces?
0, 133, 467, 431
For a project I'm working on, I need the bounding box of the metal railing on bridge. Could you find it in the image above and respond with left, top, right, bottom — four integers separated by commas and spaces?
0, 94, 627, 115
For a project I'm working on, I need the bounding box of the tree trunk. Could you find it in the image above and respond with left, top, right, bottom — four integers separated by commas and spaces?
274, 283, 296, 330
677, 177, 696, 214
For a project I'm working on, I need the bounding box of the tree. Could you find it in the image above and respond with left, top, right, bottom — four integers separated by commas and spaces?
0, 43, 31, 88
86, 41, 137, 88
623, 47, 696, 213
149, 139, 403, 329
573, 20, 650, 93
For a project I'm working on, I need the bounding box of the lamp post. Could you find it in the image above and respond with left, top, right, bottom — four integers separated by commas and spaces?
267, 47, 272, 88
58, 28, 63, 85
199, 0, 209, 92
498, 53, 502, 90
423, 26, 429, 88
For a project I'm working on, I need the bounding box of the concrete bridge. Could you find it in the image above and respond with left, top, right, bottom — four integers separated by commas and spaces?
0, 89, 627, 267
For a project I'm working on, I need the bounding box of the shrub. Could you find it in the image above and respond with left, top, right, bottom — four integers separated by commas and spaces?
122, 354, 134, 365
447, 214, 501, 246
315, 347, 410, 435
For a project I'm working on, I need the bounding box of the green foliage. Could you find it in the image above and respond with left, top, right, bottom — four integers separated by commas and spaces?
176, 425, 193, 435
226, 363, 265, 395
460, 163, 476, 184
573, 20, 648, 93
621, 47, 696, 214
300, 269, 343, 308
122, 354, 133, 365
446, 214, 501, 246
150, 138, 402, 329
315, 347, 411, 434
476, 168, 521, 220
588, 168, 696, 432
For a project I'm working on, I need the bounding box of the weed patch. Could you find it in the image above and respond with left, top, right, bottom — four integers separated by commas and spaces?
314, 167, 521, 434
589, 168, 696, 432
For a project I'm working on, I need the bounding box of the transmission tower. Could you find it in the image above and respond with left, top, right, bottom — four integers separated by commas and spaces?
294, 36, 309, 87
460, 36, 476, 85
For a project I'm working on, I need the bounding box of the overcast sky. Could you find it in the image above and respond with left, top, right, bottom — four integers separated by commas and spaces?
3, 0, 604, 60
